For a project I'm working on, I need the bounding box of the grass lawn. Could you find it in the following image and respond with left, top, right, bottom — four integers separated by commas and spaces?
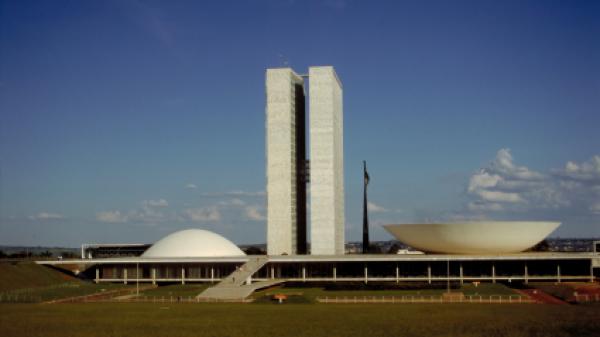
140, 284, 210, 297
461, 283, 518, 296
0, 302, 598, 337
0, 262, 130, 302
0, 262, 75, 292
252, 282, 519, 301
3, 282, 130, 302
529, 283, 578, 301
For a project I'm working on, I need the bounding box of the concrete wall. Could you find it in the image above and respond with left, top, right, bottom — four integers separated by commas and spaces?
309, 66, 345, 255
266, 68, 304, 255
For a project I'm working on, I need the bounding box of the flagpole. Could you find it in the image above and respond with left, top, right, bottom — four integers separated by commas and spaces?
363, 160, 370, 254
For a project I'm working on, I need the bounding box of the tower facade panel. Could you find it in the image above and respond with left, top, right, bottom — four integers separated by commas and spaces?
266, 68, 305, 255
309, 66, 345, 255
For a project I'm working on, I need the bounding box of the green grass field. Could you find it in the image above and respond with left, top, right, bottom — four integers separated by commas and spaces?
140, 284, 210, 297
0, 302, 598, 337
0, 264, 598, 336
252, 282, 519, 302
529, 282, 577, 301
0, 262, 129, 302
0, 282, 130, 302
0, 262, 75, 292
129, 282, 520, 302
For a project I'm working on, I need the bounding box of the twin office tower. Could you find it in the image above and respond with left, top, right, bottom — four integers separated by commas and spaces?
266, 66, 345, 256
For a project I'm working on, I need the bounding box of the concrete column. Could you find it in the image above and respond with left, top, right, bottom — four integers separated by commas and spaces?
181, 267, 186, 285
591, 263, 595, 283
557, 265, 561, 283
427, 264, 431, 284
395, 265, 399, 284
333, 266, 337, 281
302, 265, 306, 282
271, 266, 275, 279
211, 267, 214, 283
524, 263, 528, 284
124, 268, 128, 285
459, 263, 464, 285
95, 267, 99, 284
492, 264, 496, 284
364, 265, 368, 284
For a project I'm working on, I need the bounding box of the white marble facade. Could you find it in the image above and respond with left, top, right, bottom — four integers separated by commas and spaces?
309, 66, 345, 255
266, 66, 344, 256
265, 68, 303, 255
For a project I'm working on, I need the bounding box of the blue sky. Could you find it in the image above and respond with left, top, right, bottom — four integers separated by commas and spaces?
1, 0, 599, 247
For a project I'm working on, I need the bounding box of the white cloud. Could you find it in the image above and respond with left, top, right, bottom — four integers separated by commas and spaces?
28, 212, 65, 220
466, 149, 600, 216
184, 206, 221, 222
185, 183, 198, 189
201, 190, 266, 197
218, 198, 246, 206
97, 199, 169, 224
245, 205, 266, 221
476, 190, 523, 203
367, 201, 387, 212
468, 170, 502, 191
142, 199, 169, 207
467, 149, 545, 208
559, 155, 600, 181
132, 207, 165, 223
467, 201, 503, 212
490, 148, 544, 180
96, 210, 128, 223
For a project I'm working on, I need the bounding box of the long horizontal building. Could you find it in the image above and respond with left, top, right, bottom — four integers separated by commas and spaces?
40, 252, 599, 285
37, 230, 600, 301
40, 230, 600, 285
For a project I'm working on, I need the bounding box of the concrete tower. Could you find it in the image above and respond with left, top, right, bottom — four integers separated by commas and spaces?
309, 66, 345, 255
265, 68, 307, 255
266, 66, 344, 256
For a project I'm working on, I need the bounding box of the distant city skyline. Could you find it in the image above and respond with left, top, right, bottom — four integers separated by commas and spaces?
1, 0, 599, 246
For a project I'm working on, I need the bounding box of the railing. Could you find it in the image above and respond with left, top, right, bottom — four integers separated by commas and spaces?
316, 295, 535, 304
574, 294, 600, 303
91, 295, 253, 303
0, 293, 42, 303
43, 285, 156, 304
0, 282, 92, 303
2, 282, 82, 295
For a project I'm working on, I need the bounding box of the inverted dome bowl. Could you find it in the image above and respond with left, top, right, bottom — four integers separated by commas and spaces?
383, 221, 560, 254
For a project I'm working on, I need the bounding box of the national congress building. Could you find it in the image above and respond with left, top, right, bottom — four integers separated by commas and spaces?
266, 66, 345, 256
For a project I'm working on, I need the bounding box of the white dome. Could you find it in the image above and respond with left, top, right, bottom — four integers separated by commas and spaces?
142, 229, 246, 258
384, 221, 560, 254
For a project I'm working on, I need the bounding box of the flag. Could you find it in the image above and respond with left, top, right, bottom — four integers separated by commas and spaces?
364, 161, 370, 186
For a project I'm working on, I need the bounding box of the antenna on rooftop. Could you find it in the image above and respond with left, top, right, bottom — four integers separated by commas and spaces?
277, 53, 289, 67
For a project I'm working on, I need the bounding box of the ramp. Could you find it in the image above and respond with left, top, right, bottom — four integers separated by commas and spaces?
198, 279, 284, 300
197, 256, 278, 300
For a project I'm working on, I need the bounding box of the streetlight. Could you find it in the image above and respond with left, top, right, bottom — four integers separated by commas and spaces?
446, 258, 450, 294
136, 262, 139, 296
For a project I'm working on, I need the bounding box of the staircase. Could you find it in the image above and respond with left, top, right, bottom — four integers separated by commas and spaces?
220, 256, 269, 286
197, 256, 282, 300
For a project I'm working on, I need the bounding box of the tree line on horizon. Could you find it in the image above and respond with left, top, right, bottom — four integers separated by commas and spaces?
0, 250, 77, 259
